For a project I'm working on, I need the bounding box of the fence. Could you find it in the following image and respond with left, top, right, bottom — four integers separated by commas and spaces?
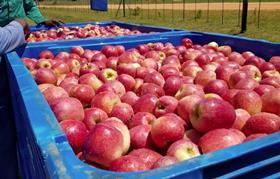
36, 0, 273, 33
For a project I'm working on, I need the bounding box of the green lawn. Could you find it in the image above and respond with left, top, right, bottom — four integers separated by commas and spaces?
37, 8, 280, 42
37, 0, 280, 5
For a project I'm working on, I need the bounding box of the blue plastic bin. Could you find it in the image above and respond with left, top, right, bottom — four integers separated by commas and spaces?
27, 21, 184, 46
5, 32, 280, 179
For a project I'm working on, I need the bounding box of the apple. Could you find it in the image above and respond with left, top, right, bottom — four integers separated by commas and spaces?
109, 155, 146, 172
182, 65, 203, 78
52, 61, 70, 75
222, 89, 240, 105
175, 84, 205, 100
60, 119, 88, 154
82, 49, 96, 61
217, 45, 232, 57
242, 51, 255, 60
133, 94, 158, 113
119, 51, 141, 64
239, 65, 262, 81
83, 123, 124, 167
91, 53, 107, 69
215, 66, 236, 83
232, 108, 251, 130
194, 54, 211, 67
244, 56, 264, 68
38, 83, 55, 93
121, 91, 139, 106
99, 68, 118, 82
232, 90, 262, 115
79, 62, 100, 76
55, 52, 70, 61
194, 70, 216, 86
190, 98, 236, 133
42, 86, 68, 104
79, 73, 103, 91
244, 133, 268, 142
260, 62, 276, 73
141, 58, 158, 70
154, 96, 178, 117
133, 78, 144, 94
129, 125, 152, 149
91, 91, 121, 114
228, 52, 245, 65
21, 58, 37, 70
65, 58, 81, 72
212, 55, 227, 64
136, 44, 149, 55
152, 156, 179, 169
117, 63, 140, 77
106, 57, 119, 70
144, 71, 165, 87
35, 68, 57, 85
71, 84, 95, 106
59, 77, 78, 89
151, 114, 185, 148
199, 128, 245, 154
115, 45, 125, 56
117, 74, 136, 91
101, 117, 130, 154
181, 38, 193, 48
161, 66, 180, 80
110, 103, 134, 125
36, 58, 52, 69
83, 107, 108, 130
260, 77, 280, 88
39, 50, 54, 59
71, 46, 85, 56
129, 112, 156, 129
177, 95, 202, 124
129, 148, 162, 169
254, 84, 275, 96
261, 89, 280, 115
242, 112, 280, 135
167, 139, 200, 161
96, 80, 126, 97
221, 61, 240, 70
228, 71, 249, 88
101, 45, 118, 57
204, 79, 229, 97
50, 97, 84, 122
163, 76, 182, 96
140, 83, 165, 97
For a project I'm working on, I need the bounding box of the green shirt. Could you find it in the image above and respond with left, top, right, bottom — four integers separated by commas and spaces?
0, 0, 47, 27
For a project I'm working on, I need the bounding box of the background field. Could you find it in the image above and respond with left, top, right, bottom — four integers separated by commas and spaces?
37, 8, 280, 42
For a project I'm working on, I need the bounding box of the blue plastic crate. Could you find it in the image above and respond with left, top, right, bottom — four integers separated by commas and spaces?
5, 32, 280, 179
27, 21, 184, 46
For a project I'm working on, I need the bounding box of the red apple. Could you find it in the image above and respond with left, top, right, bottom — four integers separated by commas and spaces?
99, 68, 118, 82
91, 53, 107, 69
129, 125, 152, 149
91, 91, 121, 114
144, 71, 165, 87
83, 107, 108, 130
244, 133, 268, 142
83, 123, 124, 167
182, 65, 203, 78
260, 77, 280, 88
121, 91, 139, 106
21, 58, 37, 70
254, 84, 275, 96
129, 112, 156, 129
60, 119, 88, 154
71, 84, 95, 106
154, 96, 178, 117
215, 66, 236, 83
151, 114, 185, 148
133, 94, 158, 113
42, 86, 68, 104
228, 71, 249, 88
242, 112, 280, 135
117, 74, 136, 91
204, 79, 229, 97
190, 98, 236, 133
109, 155, 146, 172
35, 68, 57, 85
140, 83, 165, 97
175, 84, 204, 100
218, 45, 232, 57
163, 76, 182, 96
152, 156, 179, 169
242, 51, 255, 60
184, 129, 202, 144
71, 46, 85, 57
199, 128, 245, 154
232, 108, 251, 130
232, 90, 262, 115
167, 139, 200, 161
36, 58, 52, 69
261, 89, 280, 115
50, 97, 84, 122
181, 38, 193, 48
106, 57, 119, 70
39, 50, 54, 59
177, 95, 202, 124
110, 103, 134, 125
260, 62, 276, 73
101, 45, 118, 57
129, 148, 162, 169
228, 52, 245, 65
240, 65, 262, 81
79, 73, 103, 91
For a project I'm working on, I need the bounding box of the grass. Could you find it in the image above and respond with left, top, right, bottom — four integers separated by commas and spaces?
37, 0, 280, 5
37, 8, 280, 42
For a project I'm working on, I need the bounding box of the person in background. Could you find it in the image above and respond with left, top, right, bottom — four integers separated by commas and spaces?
0, 19, 28, 54
0, 0, 63, 27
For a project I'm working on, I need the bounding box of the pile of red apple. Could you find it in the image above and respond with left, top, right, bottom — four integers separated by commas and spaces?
21, 39, 280, 172
26, 24, 153, 42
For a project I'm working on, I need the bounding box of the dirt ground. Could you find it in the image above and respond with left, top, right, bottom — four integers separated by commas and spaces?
39, 2, 280, 10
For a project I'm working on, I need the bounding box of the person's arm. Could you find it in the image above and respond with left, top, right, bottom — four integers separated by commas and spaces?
23, 0, 47, 24
23, 0, 64, 27
0, 20, 26, 54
